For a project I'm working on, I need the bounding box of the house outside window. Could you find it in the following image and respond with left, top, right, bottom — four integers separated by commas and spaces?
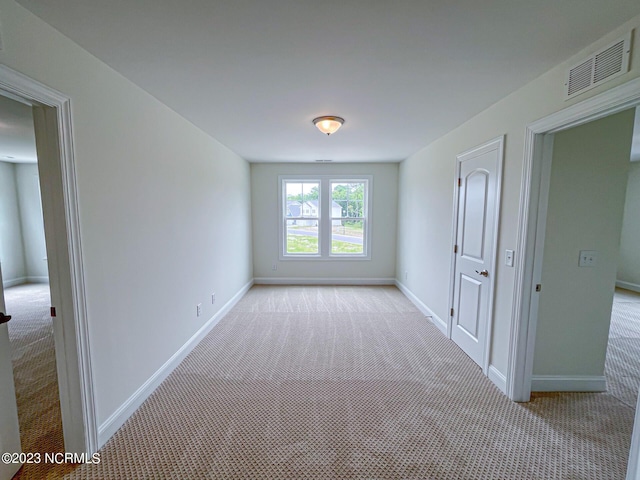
279, 175, 372, 260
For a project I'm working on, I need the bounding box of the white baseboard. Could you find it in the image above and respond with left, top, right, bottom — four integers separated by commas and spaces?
3, 277, 27, 288
531, 375, 607, 392
617, 280, 640, 293
97, 279, 254, 447
253, 277, 395, 285
3, 276, 49, 288
395, 280, 447, 336
488, 365, 507, 394
26, 276, 49, 284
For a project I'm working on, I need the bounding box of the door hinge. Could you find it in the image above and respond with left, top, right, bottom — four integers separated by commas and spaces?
535, 284, 542, 292
457, 178, 462, 187
50, 306, 56, 317
454, 245, 458, 254
450, 308, 454, 316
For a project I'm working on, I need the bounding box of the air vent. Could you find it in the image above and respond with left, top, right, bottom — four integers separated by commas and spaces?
565, 32, 631, 100
314, 159, 333, 163
567, 58, 593, 96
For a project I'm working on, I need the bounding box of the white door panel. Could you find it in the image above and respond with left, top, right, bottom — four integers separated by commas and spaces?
451, 138, 503, 368
0, 263, 22, 480
457, 274, 482, 339
460, 170, 489, 261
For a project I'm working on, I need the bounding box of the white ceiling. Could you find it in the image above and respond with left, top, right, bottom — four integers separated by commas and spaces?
13, 0, 640, 163
0, 94, 37, 164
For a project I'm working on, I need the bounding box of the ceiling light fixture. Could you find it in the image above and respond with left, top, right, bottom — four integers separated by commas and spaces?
313, 116, 344, 136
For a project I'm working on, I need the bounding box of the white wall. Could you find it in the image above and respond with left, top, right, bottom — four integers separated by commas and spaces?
618, 159, 640, 292
252, 163, 397, 281
533, 110, 634, 377
0, 0, 252, 433
15, 163, 48, 282
397, 16, 640, 377
0, 161, 49, 286
0, 161, 26, 285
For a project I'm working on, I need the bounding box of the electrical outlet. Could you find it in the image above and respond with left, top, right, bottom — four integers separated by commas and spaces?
272, 263, 278, 271
579, 250, 598, 267
211, 293, 216, 304
196, 303, 202, 317
404, 271, 408, 280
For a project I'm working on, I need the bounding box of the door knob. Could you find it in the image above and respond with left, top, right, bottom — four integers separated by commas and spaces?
475, 270, 489, 277
0, 312, 11, 325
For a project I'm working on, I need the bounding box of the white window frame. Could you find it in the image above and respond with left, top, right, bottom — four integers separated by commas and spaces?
278, 174, 372, 261
281, 178, 322, 258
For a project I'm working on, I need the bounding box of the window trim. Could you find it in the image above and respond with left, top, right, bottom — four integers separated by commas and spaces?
278, 174, 372, 261
281, 179, 322, 258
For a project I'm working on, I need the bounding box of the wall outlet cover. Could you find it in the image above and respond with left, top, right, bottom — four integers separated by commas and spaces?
579, 250, 598, 267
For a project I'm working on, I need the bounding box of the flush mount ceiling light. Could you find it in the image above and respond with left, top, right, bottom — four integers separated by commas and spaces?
313, 116, 344, 136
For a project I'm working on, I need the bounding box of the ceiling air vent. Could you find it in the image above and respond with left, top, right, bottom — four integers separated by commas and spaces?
565, 32, 631, 100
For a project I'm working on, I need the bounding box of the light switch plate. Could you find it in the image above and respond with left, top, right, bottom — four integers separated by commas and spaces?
505, 249, 514, 267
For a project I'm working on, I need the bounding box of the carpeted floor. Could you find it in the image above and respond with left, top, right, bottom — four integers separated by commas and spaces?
61, 285, 633, 479
6, 285, 640, 479
606, 288, 640, 408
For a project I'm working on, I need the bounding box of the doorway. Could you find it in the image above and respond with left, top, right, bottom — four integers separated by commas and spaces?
508, 77, 640, 402
507, 77, 640, 479
529, 109, 633, 393
607, 116, 640, 408
0, 91, 67, 477
0, 65, 97, 462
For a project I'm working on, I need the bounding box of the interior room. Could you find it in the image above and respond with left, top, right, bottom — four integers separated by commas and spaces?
0, 93, 64, 474
607, 107, 640, 409
2, 1, 640, 479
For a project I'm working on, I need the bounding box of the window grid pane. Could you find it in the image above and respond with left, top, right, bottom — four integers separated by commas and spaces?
285, 182, 320, 219
331, 219, 365, 254
330, 181, 366, 255
285, 181, 320, 255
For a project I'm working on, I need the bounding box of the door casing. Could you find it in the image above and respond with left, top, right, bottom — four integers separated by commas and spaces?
0, 65, 97, 454
507, 76, 640, 402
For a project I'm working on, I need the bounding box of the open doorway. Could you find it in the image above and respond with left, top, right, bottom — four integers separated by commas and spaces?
607, 107, 640, 409
529, 108, 635, 394
0, 93, 66, 476
0, 65, 97, 475
528, 105, 638, 477
523, 105, 640, 406
508, 77, 640, 479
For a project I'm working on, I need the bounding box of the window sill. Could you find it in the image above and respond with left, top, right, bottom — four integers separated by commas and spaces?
280, 254, 371, 261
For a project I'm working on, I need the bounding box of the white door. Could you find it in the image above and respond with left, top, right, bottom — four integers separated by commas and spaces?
451, 138, 503, 368
0, 263, 22, 480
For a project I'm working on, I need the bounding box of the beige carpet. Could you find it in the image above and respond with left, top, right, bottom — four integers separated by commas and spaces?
4, 283, 73, 480
606, 288, 640, 408
59, 285, 634, 479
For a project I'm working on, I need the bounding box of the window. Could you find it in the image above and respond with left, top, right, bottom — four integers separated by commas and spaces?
283, 180, 320, 255
279, 175, 371, 260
